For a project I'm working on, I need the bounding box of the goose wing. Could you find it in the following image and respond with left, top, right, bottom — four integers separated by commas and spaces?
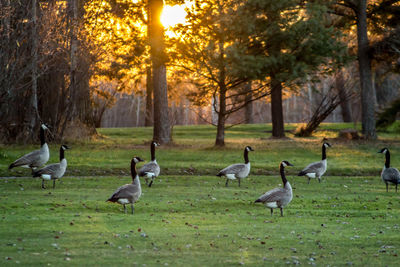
256, 187, 286, 203
138, 162, 160, 176
298, 161, 324, 175
10, 149, 41, 168
218, 163, 245, 175
33, 163, 61, 177
107, 184, 138, 202
383, 167, 400, 183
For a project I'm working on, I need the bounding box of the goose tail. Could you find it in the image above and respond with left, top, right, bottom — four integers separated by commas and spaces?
297, 171, 307, 176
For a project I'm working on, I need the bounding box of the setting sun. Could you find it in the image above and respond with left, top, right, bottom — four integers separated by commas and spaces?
160, 5, 188, 28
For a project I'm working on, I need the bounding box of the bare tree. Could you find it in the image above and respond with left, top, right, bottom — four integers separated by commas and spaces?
295, 85, 354, 137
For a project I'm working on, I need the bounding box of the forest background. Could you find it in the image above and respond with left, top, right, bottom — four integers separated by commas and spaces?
1, 0, 399, 146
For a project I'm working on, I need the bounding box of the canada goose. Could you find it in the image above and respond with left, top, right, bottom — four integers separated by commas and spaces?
107, 157, 144, 214
33, 145, 69, 189
298, 142, 331, 183
138, 141, 160, 187
9, 124, 50, 172
217, 146, 254, 187
255, 160, 294, 216
378, 148, 400, 192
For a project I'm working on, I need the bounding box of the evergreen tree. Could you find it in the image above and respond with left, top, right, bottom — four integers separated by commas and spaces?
239, 0, 346, 137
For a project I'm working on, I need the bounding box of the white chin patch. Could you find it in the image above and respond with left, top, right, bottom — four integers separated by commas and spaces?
282, 162, 287, 167
226, 174, 236, 180
41, 174, 51, 180
118, 198, 130, 204
306, 173, 316, 178
145, 172, 155, 178
266, 202, 278, 208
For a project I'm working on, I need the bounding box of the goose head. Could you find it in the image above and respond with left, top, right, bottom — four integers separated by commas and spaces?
281, 160, 294, 168
41, 124, 49, 130
378, 148, 389, 154
152, 141, 161, 147
323, 142, 331, 148
245, 146, 254, 152
61, 145, 70, 150
133, 156, 144, 164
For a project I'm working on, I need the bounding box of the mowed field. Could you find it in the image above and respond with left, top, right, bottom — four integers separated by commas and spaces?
1, 123, 400, 266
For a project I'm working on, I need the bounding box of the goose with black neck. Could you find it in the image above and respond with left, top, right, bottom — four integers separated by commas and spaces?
217, 146, 254, 187
9, 124, 50, 172
33, 145, 69, 189
298, 142, 331, 183
378, 148, 400, 192
255, 161, 294, 216
107, 157, 144, 214
138, 141, 161, 187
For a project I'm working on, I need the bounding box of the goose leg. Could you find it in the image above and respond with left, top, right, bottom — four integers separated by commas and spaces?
270, 208, 273, 216
238, 178, 241, 187
308, 177, 310, 184
131, 204, 134, 214
149, 176, 154, 187
280, 208, 283, 217
225, 179, 229, 187
123, 204, 127, 214
386, 183, 388, 192
53, 179, 56, 189
318, 177, 321, 183
42, 179, 45, 189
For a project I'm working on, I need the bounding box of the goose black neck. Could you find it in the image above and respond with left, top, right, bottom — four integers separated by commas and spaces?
40, 127, 46, 146
151, 143, 156, 161
130, 160, 138, 182
385, 151, 391, 168
322, 144, 327, 160
59, 147, 65, 161
244, 149, 250, 164
280, 164, 287, 186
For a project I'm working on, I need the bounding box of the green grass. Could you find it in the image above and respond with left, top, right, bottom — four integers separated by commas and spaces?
1, 122, 399, 177
1, 175, 400, 266
1, 122, 400, 265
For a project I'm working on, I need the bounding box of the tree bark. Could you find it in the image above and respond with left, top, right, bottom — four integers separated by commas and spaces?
145, 67, 153, 126
271, 76, 285, 138
69, 0, 78, 117
244, 82, 254, 124
215, 88, 226, 146
149, 0, 170, 144
355, 0, 376, 139
28, 0, 39, 141
335, 70, 352, 122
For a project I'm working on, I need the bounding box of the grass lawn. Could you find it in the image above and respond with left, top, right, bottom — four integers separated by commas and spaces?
1, 175, 400, 266
0, 122, 400, 265
1, 122, 400, 177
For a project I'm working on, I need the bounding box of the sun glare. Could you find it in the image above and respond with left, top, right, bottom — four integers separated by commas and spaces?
161, 5, 188, 28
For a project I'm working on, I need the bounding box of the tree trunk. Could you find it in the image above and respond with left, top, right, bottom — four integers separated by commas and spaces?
149, 0, 170, 144
145, 67, 153, 126
69, 0, 78, 117
28, 0, 39, 141
215, 88, 226, 146
244, 82, 254, 124
335, 70, 352, 122
356, 0, 376, 139
271, 76, 285, 138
